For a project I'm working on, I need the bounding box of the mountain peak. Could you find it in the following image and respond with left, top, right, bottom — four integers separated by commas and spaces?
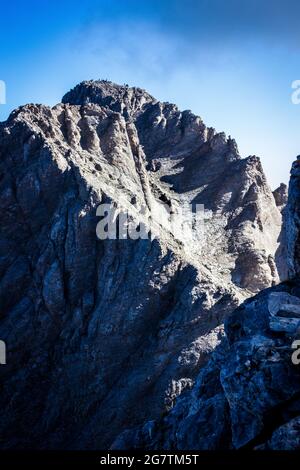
0, 80, 284, 450
62, 79, 155, 116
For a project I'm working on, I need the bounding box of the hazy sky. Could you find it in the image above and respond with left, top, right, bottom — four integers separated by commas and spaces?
1, 0, 300, 188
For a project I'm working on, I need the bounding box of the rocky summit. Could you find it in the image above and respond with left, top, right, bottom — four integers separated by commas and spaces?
0, 80, 285, 449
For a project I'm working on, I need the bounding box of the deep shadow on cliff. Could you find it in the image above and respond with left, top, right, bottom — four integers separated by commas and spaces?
113, 160, 300, 450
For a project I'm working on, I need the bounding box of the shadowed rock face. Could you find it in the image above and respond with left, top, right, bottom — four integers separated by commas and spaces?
273, 183, 288, 212
115, 159, 300, 451
286, 157, 300, 279
0, 81, 282, 449
274, 183, 289, 281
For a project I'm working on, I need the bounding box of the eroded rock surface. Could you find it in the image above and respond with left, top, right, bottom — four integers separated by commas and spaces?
273, 183, 288, 212
0, 81, 282, 448
114, 159, 300, 451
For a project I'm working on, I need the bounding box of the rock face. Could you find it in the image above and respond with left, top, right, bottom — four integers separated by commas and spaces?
114, 159, 300, 451
273, 183, 288, 212
286, 157, 300, 278
274, 183, 288, 280
114, 281, 300, 450
0, 81, 282, 449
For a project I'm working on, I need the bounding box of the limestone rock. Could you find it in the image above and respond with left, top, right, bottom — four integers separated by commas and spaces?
116, 280, 300, 450
114, 157, 300, 451
286, 157, 300, 277
273, 183, 288, 212
0, 80, 283, 449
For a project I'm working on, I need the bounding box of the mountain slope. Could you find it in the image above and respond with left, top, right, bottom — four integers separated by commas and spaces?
0, 81, 282, 448
114, 159, 300, 451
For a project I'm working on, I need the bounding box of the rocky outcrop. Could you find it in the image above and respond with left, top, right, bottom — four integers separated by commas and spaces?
273, 183, 288, 212
0, 81, 282, 449
274, 183, 288, 280
114, 160, 300, 451
286, 157, 300, 279
114, 279, 300, 450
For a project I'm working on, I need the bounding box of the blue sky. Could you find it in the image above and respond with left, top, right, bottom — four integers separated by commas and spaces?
0, 0, 299, 188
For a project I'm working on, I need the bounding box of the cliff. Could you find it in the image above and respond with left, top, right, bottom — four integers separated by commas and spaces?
0, 81, 283, 448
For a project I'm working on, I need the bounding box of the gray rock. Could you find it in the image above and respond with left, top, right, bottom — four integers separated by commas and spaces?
0, 80, 283, 449
269, 317, 300, 334
274, 184, 288, 280
115, 155, 300, 449
286, 157, 300, 277
268, 292, 300, 317
273, 183, 288, 212
117, 280, 300, 450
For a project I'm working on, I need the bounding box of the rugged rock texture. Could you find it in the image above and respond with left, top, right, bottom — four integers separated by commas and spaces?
114, 160, 300, 451
273, 183, 288, 212
286, 157, 300, 279
274, 183, 288, 281
114, 281, 300, 450
0, 81, 282, 449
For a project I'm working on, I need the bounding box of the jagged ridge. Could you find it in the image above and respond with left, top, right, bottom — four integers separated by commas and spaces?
0, 80, 283, 449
